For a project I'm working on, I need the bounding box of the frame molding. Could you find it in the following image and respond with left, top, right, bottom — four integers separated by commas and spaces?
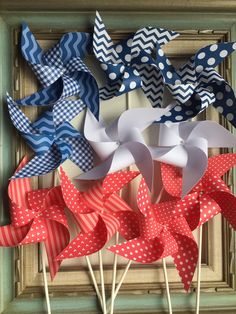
1, 2, 236, 313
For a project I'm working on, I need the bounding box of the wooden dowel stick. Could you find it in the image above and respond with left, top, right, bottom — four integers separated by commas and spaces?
110, 233, 119, 314
114, 260, 132, 300
107, 260, 132, 312
99, 251, 107, 314
41, 244, 51, 314
85, 256, 104, 311
196, 225, 203, 314
162, 258, 172, 314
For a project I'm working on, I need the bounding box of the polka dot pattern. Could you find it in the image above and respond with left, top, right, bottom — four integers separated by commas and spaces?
103, 170, 139, 198
161, 163, 182, 197
195, 42, 236, 70
11, 202, 36, 227
113, 211, 140, 240
60, 168, 92, 214
60, 168, 140, 256
161, 153, 236, 232
108, 175, 200, 291
57, 216, 108, 259
0, 153, 70, 280
108, 237, 164, 264
172, 233, 198, 291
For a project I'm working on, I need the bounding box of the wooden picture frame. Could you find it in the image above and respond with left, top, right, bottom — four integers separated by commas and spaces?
1, 1, 236, 313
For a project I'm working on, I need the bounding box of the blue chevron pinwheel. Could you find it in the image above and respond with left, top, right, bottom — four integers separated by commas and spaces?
16, 23, 99, 119
155, 42, 236, 126
7, 95, 93, 179
93, 11, 179, 107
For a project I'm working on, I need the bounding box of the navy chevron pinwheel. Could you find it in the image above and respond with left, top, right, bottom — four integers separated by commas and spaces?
94, 11, 179, 107
7, 95, 93, 179
156, 42, 236, 125
16, 23, 99, 119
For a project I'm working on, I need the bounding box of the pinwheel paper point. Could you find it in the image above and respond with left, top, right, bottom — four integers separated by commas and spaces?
7, 95, 93, 179
150, 120, 236, 196
161, 153, 236, 231
77, 106, 172, 190
0, 156, 69, 279
56, 168, 140, 260
156, 41, 236, 125
17, 22, 100, 120
108, 178, 198, 291
94, 11, 179, 107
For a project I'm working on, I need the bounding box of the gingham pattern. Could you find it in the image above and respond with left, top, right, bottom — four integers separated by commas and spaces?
7, 96, 94, 179
17, 23, 100, 120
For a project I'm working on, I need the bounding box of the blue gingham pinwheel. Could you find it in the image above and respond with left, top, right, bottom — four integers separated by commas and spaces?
94, 11, 179, 107
156, 41, 236, 125
7, 95, 93, 179
16, 23, 99, 119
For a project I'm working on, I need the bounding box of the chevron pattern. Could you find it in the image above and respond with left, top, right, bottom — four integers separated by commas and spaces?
136, 64, 164, 107
93, 11, 122, 64
18, 23, 99, 120
167, 83, 196, 104
131, 27, 179, 57
93, 12, 180, 106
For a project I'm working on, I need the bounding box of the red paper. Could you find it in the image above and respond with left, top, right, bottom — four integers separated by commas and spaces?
108, 178, 198, 291
0, 157, 70, 279
161, 153, 236, 230
57, 168, 140, 260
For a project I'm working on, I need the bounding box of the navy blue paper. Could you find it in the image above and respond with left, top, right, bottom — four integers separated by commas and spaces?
93, 11, 179, 107
155, 42, 236, 126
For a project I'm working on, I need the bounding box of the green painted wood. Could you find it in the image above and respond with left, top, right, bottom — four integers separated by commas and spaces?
1, 7, 236, 314
1, 12, 236, 30
0, 17, 14, 314
1, 0, 236, 13
3, 292, 236, 313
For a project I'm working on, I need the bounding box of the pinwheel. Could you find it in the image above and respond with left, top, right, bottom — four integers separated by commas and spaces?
94, 11, 179, 107
108, 178, 198, 291
7, 95, 93, 178
56, 168, 140, 260
150, 120, 236, 196
156, 41, 236, 125
161, 153, 236, 231
16, 23, 99, 120
0, 157, 70, 278
78, 106, 172, 190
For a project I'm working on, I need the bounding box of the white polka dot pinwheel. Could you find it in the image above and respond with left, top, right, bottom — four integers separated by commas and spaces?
56, 168, 140, 260
161, 153, 236, 231
78, 106, 172, 190
108, 177, 198, 291
150, 120, 236, 196
156, 41, 236, 125
0, 156, 70, 279
94, 11, 179, 107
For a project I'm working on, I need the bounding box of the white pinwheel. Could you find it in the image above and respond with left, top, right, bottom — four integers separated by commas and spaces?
78, 107, 171, 189
150, 121, 236, 196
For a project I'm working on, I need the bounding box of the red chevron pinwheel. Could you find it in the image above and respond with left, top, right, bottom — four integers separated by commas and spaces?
161, 153, 236, 231
0, 157, 70, 279
57, 168, 140, 260
108, 178, 198, 291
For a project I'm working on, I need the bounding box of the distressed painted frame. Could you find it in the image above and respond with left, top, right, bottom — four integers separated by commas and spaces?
1, 1, 236, 313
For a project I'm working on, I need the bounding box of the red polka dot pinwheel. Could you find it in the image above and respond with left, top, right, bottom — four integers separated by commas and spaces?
108, 177, 198, 291
161, 153, 236, 231
56, 168, 140, 260
0, 157, 70, 279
